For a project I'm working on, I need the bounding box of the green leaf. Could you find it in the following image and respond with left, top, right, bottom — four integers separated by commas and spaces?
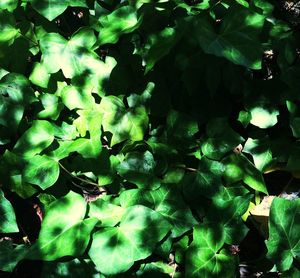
208, 193, 251, 244
222, 154, 268, 194
29, 0, 87, 21
0, 0, 18, 12
41, 259, 99, 278
100, 96, 148, 146
186, 224, 237, 277
0, 241, 28, 272
88, 205, 171, 275
0, 10, 18, 46
290, 117, 300, 138
37, 94, 63, 120
249, 106, 279, 128
29, 63, 51, 88
23, 155, 60, 190
39, 28, 115, 81
117, 151, 159, 189
266, 197, 300, 271
26, 191, 97, 260
13, 120, 55, 157
194, 5, 265, 69
0, 189, 19, 233
98, 6, 142, 45
120, 185, 197, 238
0, 73, 35, 132
88, 199, 125, 227
243, 137, 273, 171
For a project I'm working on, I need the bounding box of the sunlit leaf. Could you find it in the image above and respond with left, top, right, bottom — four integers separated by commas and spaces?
100, 96, 148, 146
29, 0, 87, 21
27, 191, 97, 260
194, 5, 265, 69
88, 205, 171, 275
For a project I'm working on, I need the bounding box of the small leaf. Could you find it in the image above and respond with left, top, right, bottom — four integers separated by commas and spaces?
266, 197, 300, 271
0, 0, 18, 12
88, 205, 171, 275
23, 155, 60, 190
0, 189, 19, 233
98, 6, 141, 45
29, 63, 51, 88
0, 10, 18, 45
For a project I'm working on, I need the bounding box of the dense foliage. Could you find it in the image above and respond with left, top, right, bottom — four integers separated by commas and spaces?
0, 0, 300, 277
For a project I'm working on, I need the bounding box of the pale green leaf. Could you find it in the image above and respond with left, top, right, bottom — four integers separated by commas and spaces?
100, 96, 148, 146
0, 0, 18, 12
29, 63, 50, 88
249, 107, 279, 128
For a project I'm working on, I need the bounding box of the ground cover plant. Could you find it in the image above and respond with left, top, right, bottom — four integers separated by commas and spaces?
0, 0, 300, 277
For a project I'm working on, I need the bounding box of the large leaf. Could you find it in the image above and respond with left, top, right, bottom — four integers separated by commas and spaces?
186, 224, 237, 277
23, 155, 60, 190
0, 189, 18, 233
13, 120, 55, 157
194, 5, 265, 69
26, 191, 97, 260
98, 6, 142, 45
39, 28, 116, 84
29, 0, 87, 21
266, 197, 300, 271
120, 185, 197, 238
100, 96, 148, 146
88, 205, 171, 275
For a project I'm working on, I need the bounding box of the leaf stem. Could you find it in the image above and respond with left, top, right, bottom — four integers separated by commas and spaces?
58, 161, 104, 189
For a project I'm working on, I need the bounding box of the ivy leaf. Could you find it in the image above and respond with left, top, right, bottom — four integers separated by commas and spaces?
100, 96, 148, 146
23, 155, 60, 190
117, 151, 159, 188
0, 73, 35, 132
120, 185, 197, 238
222, 154, 268, 194
98, 6, 142, 45
194, 5, 265, 69
0, 189, 19, 233
26, 191, 97, 260
249, 106, 279, 128
37, 94, 63, 120
88, 205, 171, 275
0, 10, 18, 46
29, 0, 87, 21
243, 137, 273, 171
266, 197, 300, 271
13, 120, 55, 157
29, 63, 51, 88
186, 224, 237, 277
0, 0, 18, 12
0, 241, 28, 272
39, 28, 113, 80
